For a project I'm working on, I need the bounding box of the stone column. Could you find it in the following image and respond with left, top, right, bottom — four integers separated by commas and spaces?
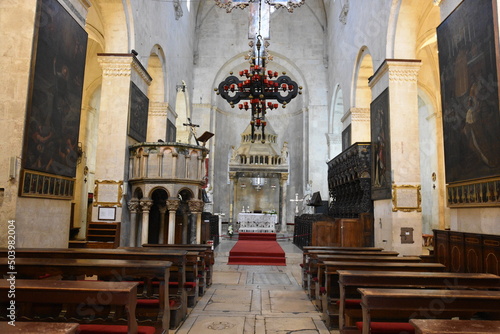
369, 59, 422, 256
347, 107, 371, 143
188, 199, 205, 243
229, 172, 237, 224
166, 198, 180, 244
172, 152, 178, 178
147, 102, 169, 142
94, 54, 151, 222
127, 199, 140, 246
158, 204, 167, 244
279, 173, 289, 234
140, 199, 153, 246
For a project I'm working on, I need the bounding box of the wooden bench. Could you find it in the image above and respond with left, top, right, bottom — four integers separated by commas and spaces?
0, 322, 79, 333
140, 243, 215, 293
358, 288, 500, 334
320, 261, 446, 329
0, 280, 153, 334
0, 247, 189, 329
337, 270, 500, 331
410, 319, 500, 334
301, 249, 398, 292
310, 255, 422, 310
0, 257, 172, 332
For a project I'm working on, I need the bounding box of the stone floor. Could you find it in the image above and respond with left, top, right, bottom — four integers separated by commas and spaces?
171, 236, 340, 334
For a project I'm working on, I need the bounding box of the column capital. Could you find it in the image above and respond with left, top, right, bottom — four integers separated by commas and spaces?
369, 59, 422, 88
140, 199, 153, 212
166, 198, 180, 211
280, 172, 289, 182
128, 199, 140, 213
188, 199, 204, 213
344, 107, 370, 122
149, 102, 170, 117
97, 53, 152, 85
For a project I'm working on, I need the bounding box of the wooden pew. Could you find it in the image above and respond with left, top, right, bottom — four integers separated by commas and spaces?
0, 247, 189, 329
141, 243, 214, 289
337, 270, 500, 331
0, 321, 79, 333
0, 257, 172, 332
409, 319, 500, 334
320, 261, 446, 329
358, 288, 500, 334
140, 244, 214, 296
0, 280, 152, 334
302, 249, 398, 292
311, 255, 422, 310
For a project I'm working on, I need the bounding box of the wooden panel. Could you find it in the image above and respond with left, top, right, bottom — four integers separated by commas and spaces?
312, 220, 338, 246
434, 229, 450, 271
483, 234, 500, 275
339, 218, 363, 247
449, 231, 465, 272
464, 233, 483, 273
359, 213, 374, 247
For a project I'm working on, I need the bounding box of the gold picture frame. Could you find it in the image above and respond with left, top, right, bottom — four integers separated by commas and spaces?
94, 180, 123, 207
392, 184, 421, 212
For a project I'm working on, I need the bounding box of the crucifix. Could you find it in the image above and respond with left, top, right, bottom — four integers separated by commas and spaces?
183, 117, 200, 145
289, 192, 304, 216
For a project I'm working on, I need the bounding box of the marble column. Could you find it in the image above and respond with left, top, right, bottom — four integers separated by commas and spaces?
369, 59, 422, 256
158, 204, 167, 244
188, 199, 205, 243
166, 198, 180, 244
140, 199, 153, 246
127, 199, 140, 246
279, 172, 289, 234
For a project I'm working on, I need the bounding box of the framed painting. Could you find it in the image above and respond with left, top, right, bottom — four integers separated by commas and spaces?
437, 0, 500, 185
22, 0, 87, 179
166, 119, 177, 142
341, 124, 351, 151
371, 88, 392, 200
128, 82, 149, 142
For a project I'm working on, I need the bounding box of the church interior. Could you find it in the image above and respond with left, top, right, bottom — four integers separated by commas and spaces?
1, 0, 500, 333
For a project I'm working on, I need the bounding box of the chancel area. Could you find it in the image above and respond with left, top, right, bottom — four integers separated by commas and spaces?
1, 0, 500, 333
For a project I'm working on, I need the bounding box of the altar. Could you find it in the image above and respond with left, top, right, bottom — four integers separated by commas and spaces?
237, 213, 277, 233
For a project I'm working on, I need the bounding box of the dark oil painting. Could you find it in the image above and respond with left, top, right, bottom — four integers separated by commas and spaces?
371, 88, 392, 200
23, 0, 88, 178
128, 82, 149, 142
437, 0, 500, 184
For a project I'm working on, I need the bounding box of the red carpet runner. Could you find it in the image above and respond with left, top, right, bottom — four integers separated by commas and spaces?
227, 233, 286, 266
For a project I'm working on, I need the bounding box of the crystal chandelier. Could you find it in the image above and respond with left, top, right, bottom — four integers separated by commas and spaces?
215, 35, 302, 143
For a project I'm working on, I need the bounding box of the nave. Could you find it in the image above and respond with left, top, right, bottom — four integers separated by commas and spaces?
174, 237, 336, 334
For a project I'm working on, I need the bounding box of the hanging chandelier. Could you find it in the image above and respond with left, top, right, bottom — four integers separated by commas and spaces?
215, 35, 302, 143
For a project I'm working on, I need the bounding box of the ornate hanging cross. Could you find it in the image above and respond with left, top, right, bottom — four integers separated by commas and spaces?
214, 0, 305, 13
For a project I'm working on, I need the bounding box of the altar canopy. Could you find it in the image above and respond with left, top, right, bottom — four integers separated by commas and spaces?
238, 212, 277, 233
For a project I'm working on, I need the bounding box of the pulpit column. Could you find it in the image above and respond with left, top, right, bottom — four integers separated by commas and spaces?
140, 199, 153, 246
279, 172, 289, 233
127, 199, 140, 246
188, 199, 205, 243
172, 152, 178, 178
158, 204, 167, 244
166, 198, 180, 244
